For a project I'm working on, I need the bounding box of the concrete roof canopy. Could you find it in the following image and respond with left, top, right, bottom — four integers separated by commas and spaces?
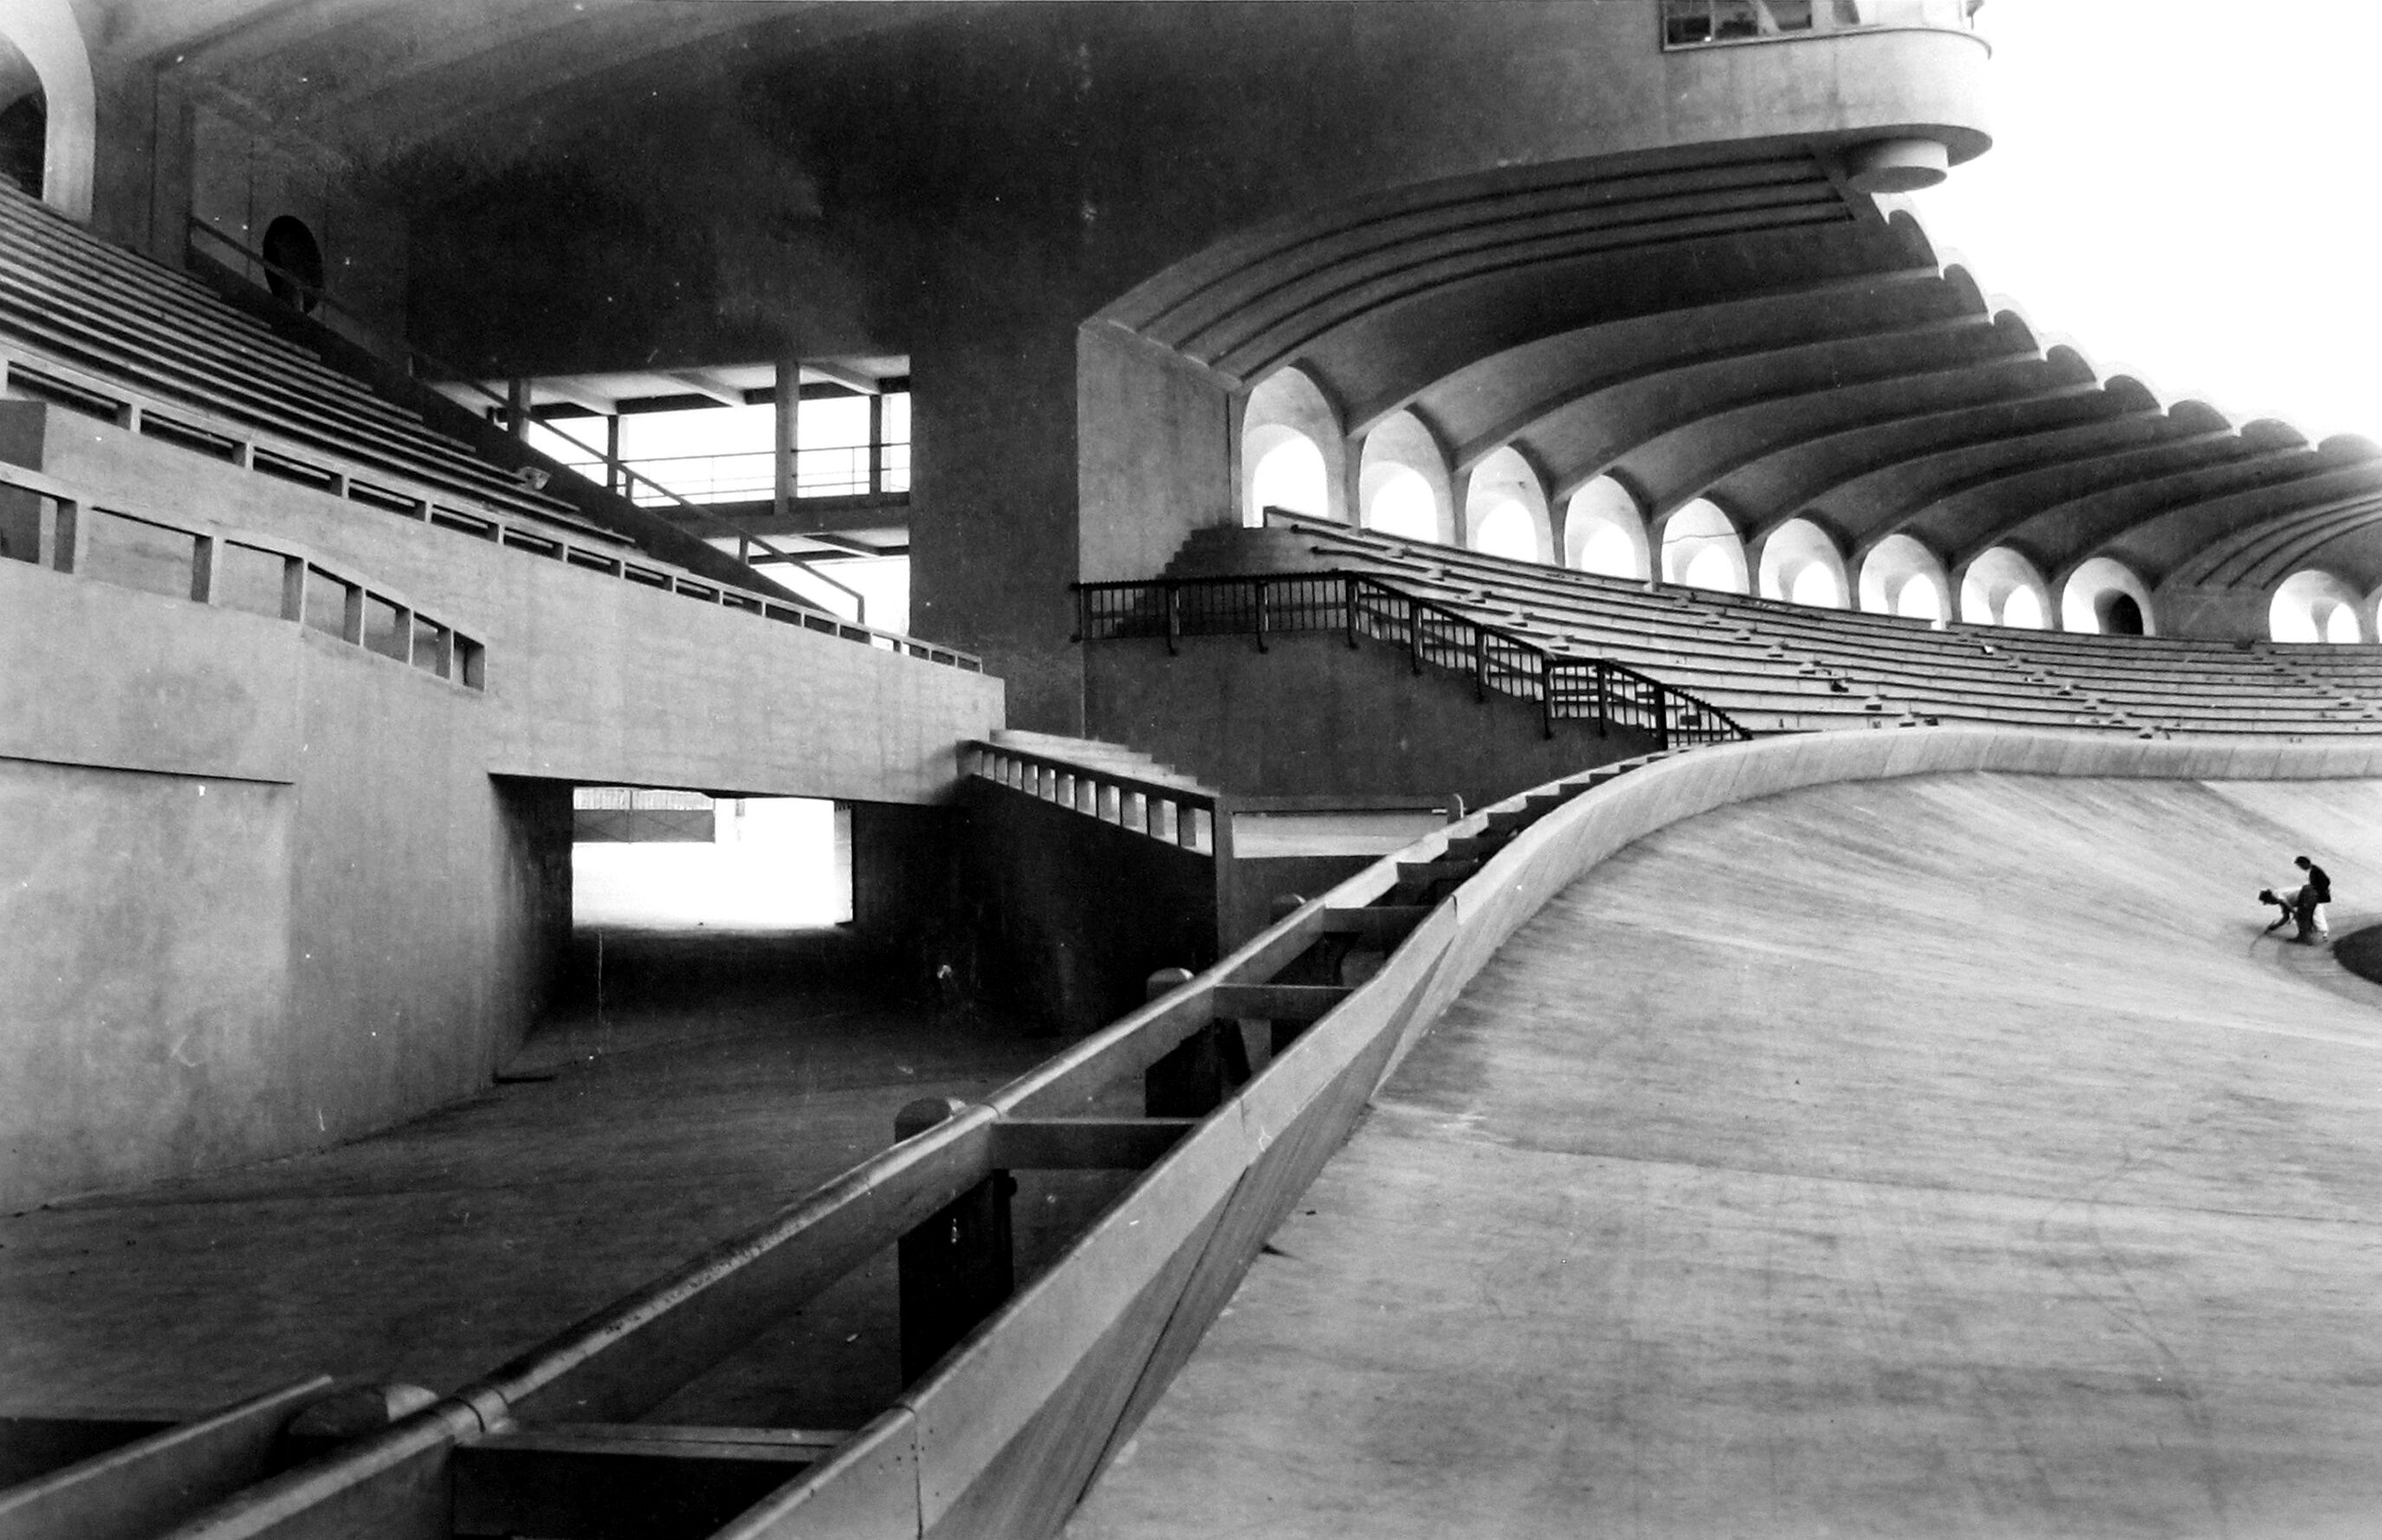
56, 0, 2382, 675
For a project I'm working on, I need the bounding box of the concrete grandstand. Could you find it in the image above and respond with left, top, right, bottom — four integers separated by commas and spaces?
3, 3, 2380, 1537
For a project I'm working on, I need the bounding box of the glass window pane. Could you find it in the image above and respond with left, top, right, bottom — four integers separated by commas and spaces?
304, 567, 353, 638
215, 541, 290, 619
617, 403, 772, 505
799, 395, 871, 450
411, 618, 450, 676
0, 488, 42, 565
362, 593, 408, 660
525, 419, 603, 470
81, 508, 195, 599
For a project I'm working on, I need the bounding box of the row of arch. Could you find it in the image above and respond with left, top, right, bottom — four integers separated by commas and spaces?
0, 0, 92, 221
1245, 371, 2377, 644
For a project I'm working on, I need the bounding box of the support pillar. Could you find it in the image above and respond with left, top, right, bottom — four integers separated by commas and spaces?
774, 354, 801, 521
868, 393, 884, 496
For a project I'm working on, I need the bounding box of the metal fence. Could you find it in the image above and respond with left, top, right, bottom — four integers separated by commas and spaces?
1075, 570, 1749, 749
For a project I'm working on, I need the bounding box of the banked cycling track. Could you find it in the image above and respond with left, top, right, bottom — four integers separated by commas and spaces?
1070, 732, 2382, 1540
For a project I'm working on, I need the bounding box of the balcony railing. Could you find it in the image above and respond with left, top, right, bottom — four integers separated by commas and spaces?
544, 445, 913, 507
1660, 0, 1980, 48
969, 742, 1231, 861
0, 458, 489, 689
1073, 569, 1751, 751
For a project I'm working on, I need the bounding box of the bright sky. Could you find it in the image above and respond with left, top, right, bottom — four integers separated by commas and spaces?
1907, 0, 2382, 446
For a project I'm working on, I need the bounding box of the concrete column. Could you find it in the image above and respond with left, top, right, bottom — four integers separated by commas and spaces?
894, 1096, 1014, 1384
774, 354, 800, 521
868, 393, 884, 496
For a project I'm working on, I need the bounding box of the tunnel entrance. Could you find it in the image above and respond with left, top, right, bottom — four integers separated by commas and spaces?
571, 789, 851, 931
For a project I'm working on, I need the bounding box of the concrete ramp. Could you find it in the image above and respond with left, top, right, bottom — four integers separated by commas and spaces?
1069, 770, 2382, 1538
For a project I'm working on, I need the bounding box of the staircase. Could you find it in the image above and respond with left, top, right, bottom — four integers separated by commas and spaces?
987, 729, 1218, 796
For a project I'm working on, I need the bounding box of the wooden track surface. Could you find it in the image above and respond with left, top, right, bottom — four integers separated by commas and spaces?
1069, 771, 2382, 1538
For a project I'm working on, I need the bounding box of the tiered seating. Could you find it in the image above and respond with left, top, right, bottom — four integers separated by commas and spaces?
1985, 631, 2382, 735
1260, 513, 2382, 737
0, 184, 987, 671
0, 182, 609, 540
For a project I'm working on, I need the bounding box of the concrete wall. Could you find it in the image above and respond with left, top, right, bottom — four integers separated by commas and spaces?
23, 407, 1004, 801
0, 409, 994, 1205
186, 100, 411, 340
848, 799, 964, 1001
2157, 582, 2274, 644
958, 778, 1217, 1037
1078, 327, 1237, 595
1084, 631, 1666, 808
0, 554, 567, 1207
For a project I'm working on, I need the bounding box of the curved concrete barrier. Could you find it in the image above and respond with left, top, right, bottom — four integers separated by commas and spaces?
749, 727, 2382, 1538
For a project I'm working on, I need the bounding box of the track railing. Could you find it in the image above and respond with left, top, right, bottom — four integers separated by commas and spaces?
1073, 568, 1750, 749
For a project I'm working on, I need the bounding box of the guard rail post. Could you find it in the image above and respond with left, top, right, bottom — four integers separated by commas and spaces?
1141, 958, 1246, 1119
894, 1096, 1016, 1386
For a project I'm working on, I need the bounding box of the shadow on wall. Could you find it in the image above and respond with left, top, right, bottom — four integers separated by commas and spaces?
958, 777, 1217, 1037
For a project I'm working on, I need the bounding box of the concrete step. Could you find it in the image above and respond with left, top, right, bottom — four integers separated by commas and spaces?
987, 730, 1216, 793
1162, 526, 1332, 579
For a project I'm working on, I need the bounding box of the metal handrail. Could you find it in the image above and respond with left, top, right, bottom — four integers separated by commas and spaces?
182, 217, 873, 622
555, 445, 913, 505
1071, 568, 1752, 749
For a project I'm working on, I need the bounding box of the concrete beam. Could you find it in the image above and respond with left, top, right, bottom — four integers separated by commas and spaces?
1737, 393, 2171, 546
804, 360, 883, 396
664, 370, 747, 410
1453, 312, 1996, 475
1890, 430, 2270, 566
1975, 447, 2372, 575
1566, 334, 2052, 511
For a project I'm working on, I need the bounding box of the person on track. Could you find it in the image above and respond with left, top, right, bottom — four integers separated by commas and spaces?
2295, 856, 2333, 942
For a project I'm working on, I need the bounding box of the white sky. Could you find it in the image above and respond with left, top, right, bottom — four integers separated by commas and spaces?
1907, 0, 2382, 446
